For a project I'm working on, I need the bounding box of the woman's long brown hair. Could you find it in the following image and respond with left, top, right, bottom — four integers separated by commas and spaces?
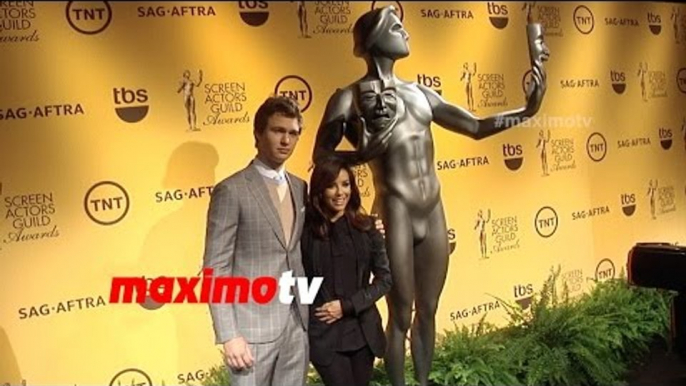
307, 157, 373, 238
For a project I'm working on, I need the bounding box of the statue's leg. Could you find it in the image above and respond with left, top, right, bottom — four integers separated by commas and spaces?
184, 98, 192, 128
190, 98, 197, 128
383, 197, 414, 386
411, 201, 449, 386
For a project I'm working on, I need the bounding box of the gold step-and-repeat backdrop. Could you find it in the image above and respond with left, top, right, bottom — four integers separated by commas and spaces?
2, 1, 685, 385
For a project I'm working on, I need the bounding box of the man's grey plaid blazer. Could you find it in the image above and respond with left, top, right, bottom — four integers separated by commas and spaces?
203, 161, 308, 344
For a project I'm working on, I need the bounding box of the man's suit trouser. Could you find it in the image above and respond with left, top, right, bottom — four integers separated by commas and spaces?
229, 307, 309, 386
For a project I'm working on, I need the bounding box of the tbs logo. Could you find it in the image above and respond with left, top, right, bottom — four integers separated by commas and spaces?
502, 143, 523, 171
238, 1, 269, 27
487, 2, 508, 29
659, 128, 673, 150
417, 74, 442, 95
514, 284, 534, 310
448, 228, 457, 255
647, 12, 662, 35
621, 193, 636, 217
113, 87, 149, 123
610, 71, 626, 94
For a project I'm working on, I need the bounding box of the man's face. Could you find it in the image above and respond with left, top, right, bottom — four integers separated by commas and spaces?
357, 80, 398, 131
256, 113, 301, 167
372, 12, 409, 59
528, 26, 550, 65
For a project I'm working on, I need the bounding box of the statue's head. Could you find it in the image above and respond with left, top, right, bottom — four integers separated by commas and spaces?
353, 6, 409, 60
528, 24, 550, 65
355, 78, 398, 132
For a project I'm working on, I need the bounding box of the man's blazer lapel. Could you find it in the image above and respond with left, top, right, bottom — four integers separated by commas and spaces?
286, 172, 305, 250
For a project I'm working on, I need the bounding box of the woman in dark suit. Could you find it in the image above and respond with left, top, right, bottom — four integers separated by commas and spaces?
302, 157, 392, 386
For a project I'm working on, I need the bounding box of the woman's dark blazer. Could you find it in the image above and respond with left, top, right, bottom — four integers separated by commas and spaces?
301, 218, 392, 366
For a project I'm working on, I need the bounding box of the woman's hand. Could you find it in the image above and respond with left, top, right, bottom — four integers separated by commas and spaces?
315, 300, 343, 324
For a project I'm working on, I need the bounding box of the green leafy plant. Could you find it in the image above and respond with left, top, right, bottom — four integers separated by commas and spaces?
428, 316, 520, 386
202, 354, 230, 386
202, 266, 675, 386
498, 267, 629, 386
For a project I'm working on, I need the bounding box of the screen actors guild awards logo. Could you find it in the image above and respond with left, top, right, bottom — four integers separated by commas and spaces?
672, 7, 686, 44
460, 62, 477, 112
638, 62, 668, 101
293, 1, 353, 36
178, 69, 203, 131
536, 129, 550, 176
294, 0, 310, 37
474, 209, 491, 259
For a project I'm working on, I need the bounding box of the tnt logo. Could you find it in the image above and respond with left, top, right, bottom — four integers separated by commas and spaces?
274, 75, 313, 112
113, 87, 149, 123
659, 128, 673, 150
417, 74, 442, 95
647, 12, 662, 35
448, 228, 457, 255
502, 143, 524, 171
595, 258, 616, 282
586, 132, 607, 162
573, 5, 594, 35
621, 193, 636, 217
513, 284, 534, 310
487, 2, 508, 29
238, 1, 269, 27
677, 68, 686, 94
84, 181, 130, 226
66, 1, 112, 35
534, 206, 558, 238
610, 71, 626, 94
109, 368, 152, 386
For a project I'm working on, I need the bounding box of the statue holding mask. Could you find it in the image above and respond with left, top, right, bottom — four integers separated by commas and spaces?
312, 6, 549, 386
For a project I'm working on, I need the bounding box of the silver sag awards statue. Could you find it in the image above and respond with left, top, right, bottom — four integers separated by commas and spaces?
312, 6, 549, 386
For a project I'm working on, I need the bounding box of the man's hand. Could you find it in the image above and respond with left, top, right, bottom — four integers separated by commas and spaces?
223, 336, 254, 371
315, 300, 343, 324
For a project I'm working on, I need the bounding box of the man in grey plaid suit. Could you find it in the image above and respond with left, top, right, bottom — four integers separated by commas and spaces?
203, 96, 310, 386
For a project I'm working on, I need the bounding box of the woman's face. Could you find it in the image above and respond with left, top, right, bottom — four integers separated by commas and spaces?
323, 168, 352, 219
